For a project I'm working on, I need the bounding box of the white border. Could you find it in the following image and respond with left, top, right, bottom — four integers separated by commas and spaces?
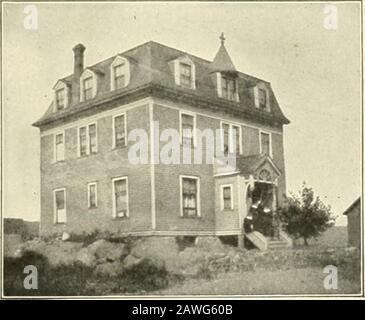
53, 130, 65, 163
53, 187, 66, 224
112, 176, 129, 218
179, 110, 197, 146
220, 183, 234, 210
179, 175, 201, 217
259, 129, 273, 158
112, 112, 127, 149
87, 182, 98, 208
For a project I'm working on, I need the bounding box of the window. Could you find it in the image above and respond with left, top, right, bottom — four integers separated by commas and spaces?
113, 114, 126, 148
110, 56, 130, 91
260, 131, 272, 157
173, 56, 195, 89
87, 182, 97, 209
54, 81, 69, 111
259, 88, 267, 110
221, 76, 236, 101
114, 63, 126, 89
54, 132, 65, 162
221, 185, 233, 210
55, 89, 65, 110
78, 123, 97, 157
54, 188, 66, 224
83, 77, 93, 101
254, 84, 270, 111
180, 176, 200, 217
88, 123, 97, 154
180, 63, 192, 88
221, 122, 242, 155
180, 112, 195, 146
112, 177, 128, 218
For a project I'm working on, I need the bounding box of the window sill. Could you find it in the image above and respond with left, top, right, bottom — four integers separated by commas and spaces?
179, 215, 202, 219
78, 152, 98, 159
113, 216, 129, 221
53, 160, 66, 164
112, 146, 127, 151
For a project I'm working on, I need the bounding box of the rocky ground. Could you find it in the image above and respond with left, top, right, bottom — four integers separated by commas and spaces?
3, 233, 361, 296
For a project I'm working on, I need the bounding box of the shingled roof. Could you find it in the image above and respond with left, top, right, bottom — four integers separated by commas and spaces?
33, 40, 290, 128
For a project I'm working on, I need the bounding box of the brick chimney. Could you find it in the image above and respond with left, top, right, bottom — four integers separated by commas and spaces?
72, 43, 85, 77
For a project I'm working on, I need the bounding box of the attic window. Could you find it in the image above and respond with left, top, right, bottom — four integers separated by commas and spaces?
83, 77, 93, 101
222, 75, 236, 101
173, 56, 196, 90
53, 81, 69, 111
254, 84, 270, 112
80, 69, 97, 102
114, 63, 125, 89
55, 89, 65, 110
180, 63, 192, 88
259, 88, 267, 110
110, 56, 130, 91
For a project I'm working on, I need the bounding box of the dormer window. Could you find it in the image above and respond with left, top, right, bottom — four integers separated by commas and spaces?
53, 80, 70, 112
254, 83, 270, 112
258, 88, 267, 110
221, 75, 236, 101
216, 73, 239, 102
83, 77, 93, 101
110, 56, 130, 91
55, 88, 65, 110
180, 63, 192, 88
80, 69, 97, 102
172, 56, 196, 90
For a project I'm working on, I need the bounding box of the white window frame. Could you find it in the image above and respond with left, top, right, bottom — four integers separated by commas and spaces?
53, 81, 69, 111
53, 188, 66, 224
220, 121, 242, 155
220, 184, 234, 211
217, 72, 239, 102
80, 69, 97, 102
53, 131, 65, 162
112, 176, 129, 218
112, 113, 127, 148
173, 56, 196, 90
77, 122, 98, 157
179, 175, 201, 217
179, 111, 197, 147
110, 55, 130, 91
87, 182, 98, 209
259, 130, 273, 158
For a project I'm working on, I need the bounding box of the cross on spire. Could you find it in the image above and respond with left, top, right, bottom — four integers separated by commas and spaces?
219, 32, 226, 45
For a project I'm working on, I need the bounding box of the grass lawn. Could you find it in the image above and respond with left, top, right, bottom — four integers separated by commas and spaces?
155, 266, 361, 296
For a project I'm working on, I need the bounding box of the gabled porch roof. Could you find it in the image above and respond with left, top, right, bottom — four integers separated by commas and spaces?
237, 154, 282, 178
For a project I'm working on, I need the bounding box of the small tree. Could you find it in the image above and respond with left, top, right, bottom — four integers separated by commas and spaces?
279, 183, 335, 246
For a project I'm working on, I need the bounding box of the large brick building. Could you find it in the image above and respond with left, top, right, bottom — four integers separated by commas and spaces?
33, 36, 290, 244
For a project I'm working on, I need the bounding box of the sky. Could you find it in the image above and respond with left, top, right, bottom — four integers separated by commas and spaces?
2, 2, 361, 225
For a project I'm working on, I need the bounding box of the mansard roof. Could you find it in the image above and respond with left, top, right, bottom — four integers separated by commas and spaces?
33, 41, 289, 129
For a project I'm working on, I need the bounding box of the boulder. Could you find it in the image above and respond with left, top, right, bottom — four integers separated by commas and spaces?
123, 254, 143, 269
95, 261, 124, 277
76, 248, 97, 267
130, 237, 179, 272
195, 236, 226, 252
61, 232, 71, 241
87, 239, 127, 262
4, 234, 23, 257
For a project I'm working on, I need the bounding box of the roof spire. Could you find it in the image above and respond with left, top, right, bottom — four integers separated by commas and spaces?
210, 33, 237, 73
220, 32, 226, 45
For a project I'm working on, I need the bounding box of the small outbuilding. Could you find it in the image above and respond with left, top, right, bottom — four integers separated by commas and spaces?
343, 197, 361, 248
